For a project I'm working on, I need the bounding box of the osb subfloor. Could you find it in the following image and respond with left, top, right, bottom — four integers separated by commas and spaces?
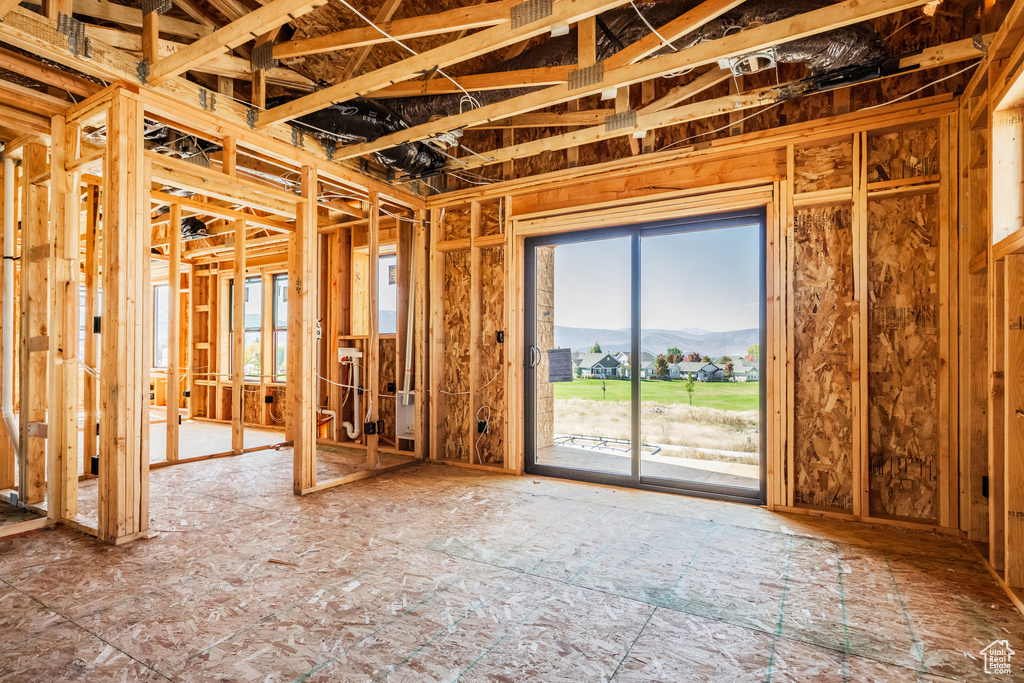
0, 500, 41, 529
2, 453, 1022, 682
537, 444, 759, 489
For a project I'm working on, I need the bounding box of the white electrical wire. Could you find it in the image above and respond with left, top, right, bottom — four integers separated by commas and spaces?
438, 367, 501, 396
860, 63, 978, 111
474, 405, 490, 465
657, 102, 783, 153
333, 0, 482, 111
75, 354, 101, 380
630, 1, 678, 53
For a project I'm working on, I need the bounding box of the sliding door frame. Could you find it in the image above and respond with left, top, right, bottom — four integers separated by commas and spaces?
523, 209, 767, 505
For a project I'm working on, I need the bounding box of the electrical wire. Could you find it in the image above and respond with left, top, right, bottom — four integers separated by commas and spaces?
657, 102, 783, 153
860, 63, 978, 111
630, 1, 678, 53
332, 0, 482, 112
474, 404, 490, 465
438, 367, 501, 396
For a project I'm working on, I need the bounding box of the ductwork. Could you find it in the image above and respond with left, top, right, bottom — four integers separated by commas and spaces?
281, 0, 891, 175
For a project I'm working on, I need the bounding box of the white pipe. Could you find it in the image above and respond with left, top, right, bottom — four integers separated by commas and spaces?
2, 155, 19, 456
317, 408, 337, 441
401, 248, 415, 406
341, 359, 361, 440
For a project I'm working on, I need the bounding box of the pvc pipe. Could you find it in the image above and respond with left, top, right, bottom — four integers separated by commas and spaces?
341, 359, 361, 440
401, 248, 415, 407
2, 155, 19, 456
317, 408, 337, 441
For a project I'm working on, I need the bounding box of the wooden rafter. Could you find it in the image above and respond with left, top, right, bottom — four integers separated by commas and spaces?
21, 0, 211, 39
373, 65, 575, 99
0, 47, 100, 98
340, 0, 405, 81
273, 0, 519, 59
638, 66, 729, 114
259, 0, 636, 127
330, 0, 931, 162
145, 0, 328, 86
0, 0, 22, 20
448, 35, 990, 173
602, 0, 745, 70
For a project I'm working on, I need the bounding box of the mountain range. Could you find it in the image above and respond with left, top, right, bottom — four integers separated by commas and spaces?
554, 325, 758, 359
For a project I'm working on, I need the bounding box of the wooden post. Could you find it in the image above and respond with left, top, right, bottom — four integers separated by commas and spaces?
1005, 254, 1024, 587
366, 191, 380, 470
396, 210, 413, 449
232, 219, 245, 452
292, 166, 316, 493
18, 141, 47, 505
98, 91, 149, 543
83, 184, 100, 473
850, 131, 869, 517
167, 204, 181, 462
414, 208, 428, 460
469, 202, 482, 462
0, 158, 12, 490
47, 114, 81, 520
429, 208, 443, 460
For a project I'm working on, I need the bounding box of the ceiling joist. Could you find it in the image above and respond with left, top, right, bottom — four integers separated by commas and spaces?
258, 0, 637, 127
329, 0, 932, 162
448, 35, 991, 173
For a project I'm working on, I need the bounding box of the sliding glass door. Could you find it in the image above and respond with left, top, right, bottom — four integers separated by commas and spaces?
524, 210, 766, 504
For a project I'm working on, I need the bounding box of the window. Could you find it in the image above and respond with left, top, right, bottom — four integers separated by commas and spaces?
378, 254, 397, 335
229, 276, 263, 379
272, 274, 288, 381
153, 284, 170, 368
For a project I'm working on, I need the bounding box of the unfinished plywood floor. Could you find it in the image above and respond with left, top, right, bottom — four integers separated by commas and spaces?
1, 454, 1022, 682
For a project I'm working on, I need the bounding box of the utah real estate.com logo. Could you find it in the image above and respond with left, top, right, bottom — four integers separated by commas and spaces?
981, 640, 1014, 675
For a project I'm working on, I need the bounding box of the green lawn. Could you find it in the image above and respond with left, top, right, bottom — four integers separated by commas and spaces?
552, 377, 760, 411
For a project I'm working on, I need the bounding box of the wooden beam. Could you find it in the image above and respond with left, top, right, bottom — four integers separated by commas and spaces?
145, 0, 327, 86
167, 204, 181, 462
259, 0, 635, 127
0, 47, 100, 98
372, 65, 574, 99
448, 37, 986, 172
273, 0, 518, 59
47, 114, 81, 520
638, 67, 729, 114
333, 0, 931, 161
82, 184, 99, 475
0, 104, 51, 136
21, 0, 211, 39
340, 0, 404, 81
84, 25, 314, 89
142, 4, 160, 66
98, 90, 149, 543
18, 142, 47, 505
0, 0, 23, 20
292, 166, 317, 494
603, 0, 745, 70
0, 79, 71, 117
474, 109, 613, 129
150, 191, 293, 232
232, 219, 245, 452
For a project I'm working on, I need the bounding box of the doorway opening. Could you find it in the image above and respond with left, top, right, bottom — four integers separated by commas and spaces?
524, 210, 766, 504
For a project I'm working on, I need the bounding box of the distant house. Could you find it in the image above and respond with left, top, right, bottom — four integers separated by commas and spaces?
675, 361, 725, 382
667, 363, 682, 379
731, 358, 760, 382
573, 353, 621, 378
614, 351, 654, 378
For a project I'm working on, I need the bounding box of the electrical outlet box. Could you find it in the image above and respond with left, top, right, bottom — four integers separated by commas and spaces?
496, 330, 504, 344
386, 382, 396, 394
477, 420, 488, 434
183, 390, 190, 398
264, 394, 273, 404
364, 421, 376, 435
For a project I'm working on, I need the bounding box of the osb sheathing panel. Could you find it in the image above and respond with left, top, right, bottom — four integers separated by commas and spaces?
268, 385, 287, 429
793, 140, 854, 193
867, 126, 939, 182
442, 251, 470, 461
191, 272, 211, 419
867, 194, 941, 521
442, 206, 471, 241
478, 247, 505, 465
379, 337, 397, 443
243, 386, 264, 425
480, 201, 502, 238
792, 205, 855, 511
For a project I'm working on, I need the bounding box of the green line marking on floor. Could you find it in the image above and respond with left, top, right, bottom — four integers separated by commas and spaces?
883, 552, 928, 682
836, 543, 850, 682
765, 536, 794, 683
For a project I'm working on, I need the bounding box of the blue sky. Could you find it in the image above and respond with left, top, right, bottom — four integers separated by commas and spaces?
552, 224, 761, 331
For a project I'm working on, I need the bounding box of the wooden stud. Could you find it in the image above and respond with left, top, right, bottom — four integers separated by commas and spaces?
232, 220, 245, 452
1005, 254, 1024, 588
367, 191, 380, 470
167, 204, 181, 462
851, 131, 869, 518
469, 202, 482, 463
47, 114, 81, 520
18, 141, 47, 506
98, 92, 148, 543
83, 184, 99, 474
292, 166, 317, 494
